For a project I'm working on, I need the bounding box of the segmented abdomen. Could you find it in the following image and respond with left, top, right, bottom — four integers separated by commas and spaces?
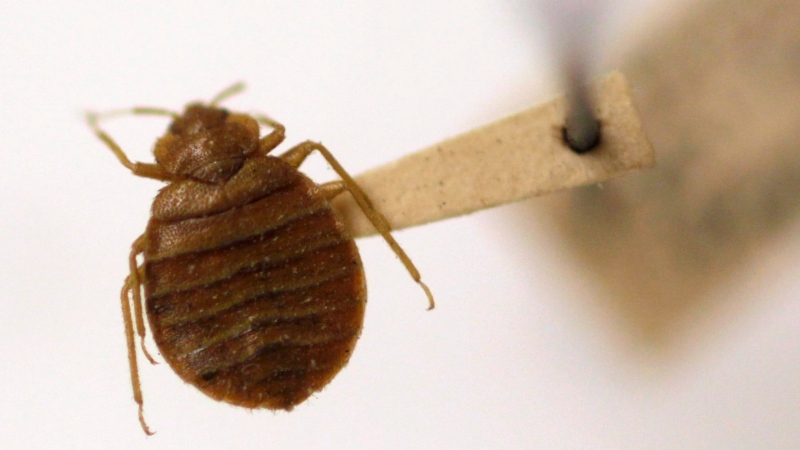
143, 156, 366, 410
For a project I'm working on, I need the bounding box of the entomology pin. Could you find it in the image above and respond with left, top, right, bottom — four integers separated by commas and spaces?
87, 83, 434, 435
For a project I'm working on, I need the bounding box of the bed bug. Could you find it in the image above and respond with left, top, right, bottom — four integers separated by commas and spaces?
87, 83, 434, 435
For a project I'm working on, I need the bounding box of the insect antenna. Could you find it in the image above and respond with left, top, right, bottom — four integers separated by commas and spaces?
209, 82, 247, 106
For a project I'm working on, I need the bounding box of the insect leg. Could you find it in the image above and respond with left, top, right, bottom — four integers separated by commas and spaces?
318, 181, 346, 199
122, 272, 155, 435
129, 236, 157, 365
254, 115, 287, 155
86, 109, 178, 182
281, 141, 435, 310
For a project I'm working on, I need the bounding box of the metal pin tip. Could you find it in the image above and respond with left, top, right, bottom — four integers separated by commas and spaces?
562, 61, 601, 153
563, 113, 600, 153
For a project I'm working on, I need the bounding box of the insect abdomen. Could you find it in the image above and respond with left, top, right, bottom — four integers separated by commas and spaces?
143, 156, 366, 410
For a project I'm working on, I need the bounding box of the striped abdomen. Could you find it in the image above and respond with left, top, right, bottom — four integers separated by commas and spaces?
142, 156, 366, 410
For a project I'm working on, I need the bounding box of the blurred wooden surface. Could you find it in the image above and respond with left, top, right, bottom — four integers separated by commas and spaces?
534, 0, 800, 342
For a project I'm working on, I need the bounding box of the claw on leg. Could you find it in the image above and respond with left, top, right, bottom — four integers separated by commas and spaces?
138, 403, 155, 436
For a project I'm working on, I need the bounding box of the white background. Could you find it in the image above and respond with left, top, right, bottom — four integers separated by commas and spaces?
2, 0, 799, 448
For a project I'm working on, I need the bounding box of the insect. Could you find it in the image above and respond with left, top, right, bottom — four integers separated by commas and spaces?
87, 83, 434, 435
